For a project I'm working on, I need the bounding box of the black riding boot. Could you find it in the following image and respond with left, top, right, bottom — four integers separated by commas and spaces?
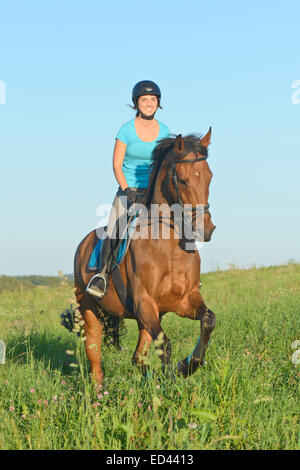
86, 234, 113, 299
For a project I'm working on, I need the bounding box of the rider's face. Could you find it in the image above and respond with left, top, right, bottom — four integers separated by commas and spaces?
137, 95, 158, 117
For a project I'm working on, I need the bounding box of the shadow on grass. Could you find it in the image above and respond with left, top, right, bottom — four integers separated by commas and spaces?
4, 327, 82, 376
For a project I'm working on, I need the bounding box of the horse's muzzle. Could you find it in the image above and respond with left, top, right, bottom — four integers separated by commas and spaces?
204, 223, 216, 242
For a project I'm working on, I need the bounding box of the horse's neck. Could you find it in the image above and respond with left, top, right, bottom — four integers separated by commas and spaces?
142, 170, 198, 252
147, 176, 184, 245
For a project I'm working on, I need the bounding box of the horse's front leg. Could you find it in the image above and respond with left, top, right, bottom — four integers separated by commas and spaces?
177, 293, 216, 378
134, 296, 172, 375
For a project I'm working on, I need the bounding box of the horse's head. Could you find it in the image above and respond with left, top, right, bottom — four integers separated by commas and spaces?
144, 130, 215, 243
146, 129, 215, 242
171, 129, 215, 242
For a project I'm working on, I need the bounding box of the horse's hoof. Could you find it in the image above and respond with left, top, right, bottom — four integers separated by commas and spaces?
177, 359, 189, 378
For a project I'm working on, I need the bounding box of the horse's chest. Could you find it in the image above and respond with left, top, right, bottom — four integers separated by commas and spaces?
171, 274, 187, 297
160, 271, 188, 298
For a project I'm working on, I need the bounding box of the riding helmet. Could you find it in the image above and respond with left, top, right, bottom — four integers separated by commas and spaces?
132, 80, 161, 103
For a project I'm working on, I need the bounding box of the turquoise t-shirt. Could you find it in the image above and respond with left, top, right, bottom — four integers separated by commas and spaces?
116, 118, 170, 188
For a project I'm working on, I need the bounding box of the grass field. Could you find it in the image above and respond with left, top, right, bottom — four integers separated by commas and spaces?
0, 263, 299, 450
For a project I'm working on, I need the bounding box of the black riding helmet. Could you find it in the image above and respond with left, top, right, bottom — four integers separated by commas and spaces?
132, 81, 162, 119
132, 80, 161, 103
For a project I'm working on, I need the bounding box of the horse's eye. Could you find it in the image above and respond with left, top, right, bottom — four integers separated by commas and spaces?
178, 178, 188, 186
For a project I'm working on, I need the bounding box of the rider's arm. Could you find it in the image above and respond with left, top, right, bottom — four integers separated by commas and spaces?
113, 139, 128, 191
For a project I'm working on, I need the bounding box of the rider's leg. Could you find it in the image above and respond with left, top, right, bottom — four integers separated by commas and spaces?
86, 236, 112, 298
86, 188, 128, 298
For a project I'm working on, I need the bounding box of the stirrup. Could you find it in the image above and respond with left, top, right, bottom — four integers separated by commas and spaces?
86, 272, 108, 299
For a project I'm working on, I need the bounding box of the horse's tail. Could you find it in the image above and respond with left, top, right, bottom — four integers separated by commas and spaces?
95, 305, 126, 350
60, 301, 126, 349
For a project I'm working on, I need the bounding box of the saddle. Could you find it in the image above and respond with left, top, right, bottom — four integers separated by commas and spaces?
89, 206, 141, 311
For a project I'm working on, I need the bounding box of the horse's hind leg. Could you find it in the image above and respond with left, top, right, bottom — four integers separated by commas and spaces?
81, 304, 104, 386
131, 320, 152, 376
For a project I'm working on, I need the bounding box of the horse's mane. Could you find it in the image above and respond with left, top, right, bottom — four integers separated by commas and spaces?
142, 134, 209, 207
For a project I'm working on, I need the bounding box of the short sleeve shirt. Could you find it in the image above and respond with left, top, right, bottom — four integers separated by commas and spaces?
116, 118, 170, 188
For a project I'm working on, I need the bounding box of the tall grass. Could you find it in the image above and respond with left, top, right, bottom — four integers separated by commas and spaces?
0, 263, 299, 450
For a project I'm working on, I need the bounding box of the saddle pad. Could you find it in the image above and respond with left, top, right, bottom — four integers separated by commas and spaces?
89, 214, 138, 271
89, 237, 127, 270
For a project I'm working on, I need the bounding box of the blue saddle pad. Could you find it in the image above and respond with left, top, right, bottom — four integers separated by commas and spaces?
89, 236, 127, 270
89, 215, 138, 271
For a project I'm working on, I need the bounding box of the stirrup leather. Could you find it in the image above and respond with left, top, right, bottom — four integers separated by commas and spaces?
86, 273, 107, 299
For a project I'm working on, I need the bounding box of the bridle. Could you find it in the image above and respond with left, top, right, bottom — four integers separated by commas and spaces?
166, 154, 211, 218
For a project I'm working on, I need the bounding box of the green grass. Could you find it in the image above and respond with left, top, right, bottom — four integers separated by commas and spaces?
0, 263, 299, 450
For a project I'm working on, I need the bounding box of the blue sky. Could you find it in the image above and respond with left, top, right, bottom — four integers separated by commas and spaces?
0, 0, 299, 275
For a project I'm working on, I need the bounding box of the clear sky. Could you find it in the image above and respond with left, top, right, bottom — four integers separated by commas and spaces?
0, 0, 299, 275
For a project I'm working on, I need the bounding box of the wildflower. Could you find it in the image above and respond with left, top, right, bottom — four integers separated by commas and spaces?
21, 414, 26, 419
156, 385, 160, 389
37, 399, 42, 405
137, 402, 142, 408
30, 388, 35, 393
291, 349, 300, 366
92, 402, 101, 408
53, 395, 58, 401
104, 391, 108, 396
188, 422, 198, 429
291, 340, 300, 350
61, 380, 66, 385
44, 400, 48, 406
147, 405, 151, 411
9, 406, 15, 411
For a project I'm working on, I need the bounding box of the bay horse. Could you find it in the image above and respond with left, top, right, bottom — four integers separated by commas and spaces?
73, 130, 216, 385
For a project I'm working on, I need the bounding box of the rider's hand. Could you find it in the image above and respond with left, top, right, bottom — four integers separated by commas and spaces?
122, 187, 137, 205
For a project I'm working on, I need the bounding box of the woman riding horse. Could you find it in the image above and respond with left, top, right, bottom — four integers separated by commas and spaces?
73, 133, 216, 385
86, 80, 170, 298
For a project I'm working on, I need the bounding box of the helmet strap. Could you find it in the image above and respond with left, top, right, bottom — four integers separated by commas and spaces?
139, 110, 156, 120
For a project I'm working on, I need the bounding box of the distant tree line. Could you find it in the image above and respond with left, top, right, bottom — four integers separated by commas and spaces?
0, 274, 73, 294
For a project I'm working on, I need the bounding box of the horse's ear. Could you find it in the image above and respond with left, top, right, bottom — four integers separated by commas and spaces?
200, 127, 212, 148
174, 134, 185, 154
